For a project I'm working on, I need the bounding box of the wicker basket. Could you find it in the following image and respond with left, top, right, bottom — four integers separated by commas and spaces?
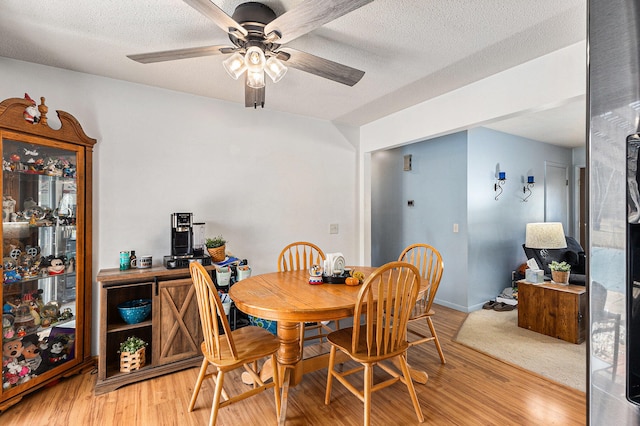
207, 245, 226, 262
120, 347, 145, 373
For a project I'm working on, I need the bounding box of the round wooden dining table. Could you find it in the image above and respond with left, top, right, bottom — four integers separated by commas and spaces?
229, 266, 428, 425
230, 267, 374, 370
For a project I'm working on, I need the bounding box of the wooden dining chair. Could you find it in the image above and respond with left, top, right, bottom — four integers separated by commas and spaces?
398, 243, 446, 364
592, 281, 621, 379
277, 241, 337, 346
188, 262, 281, 426
324, 261, 424, 425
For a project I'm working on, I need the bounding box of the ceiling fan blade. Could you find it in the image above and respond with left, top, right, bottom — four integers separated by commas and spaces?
128, 45, 234, 64
278, 47, 365, 86
183, 0, 248, 39
264, 0, 373, 44
245, 80, 265, 108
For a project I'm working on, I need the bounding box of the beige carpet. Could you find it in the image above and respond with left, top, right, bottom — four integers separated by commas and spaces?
454, 308, 586, 392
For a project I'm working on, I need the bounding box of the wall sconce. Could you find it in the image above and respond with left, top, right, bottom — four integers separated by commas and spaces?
523, 175, 535, 202
494, 171, 506, 200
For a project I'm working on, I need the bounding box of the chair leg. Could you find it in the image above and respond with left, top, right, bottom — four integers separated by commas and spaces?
612, 316, 621, 379
318, 323, 325, 343
325, 345, 337, 405
300, 322, 318, 353
398, 354, 424, 423
251, 360, 258, 387
427, 317, 446, 364
279, 367, 292, 426
271, 354, 281, 422
364, 363, 373, 426
188, 357, 209, 412
209, 370, 225, 426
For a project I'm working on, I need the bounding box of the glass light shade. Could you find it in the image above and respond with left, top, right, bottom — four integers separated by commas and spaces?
525, 222, 567, 249
265, 56, 287, 83
222, 52, 246, 80
245, 46, 266, 72
246, 69, 265, 89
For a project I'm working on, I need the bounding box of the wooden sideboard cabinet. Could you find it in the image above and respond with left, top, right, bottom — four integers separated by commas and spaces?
517, 280, 586, 344
95, 265, 213, 394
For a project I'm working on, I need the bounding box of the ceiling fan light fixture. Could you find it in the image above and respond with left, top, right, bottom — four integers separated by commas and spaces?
245, 46, 266, 72
222, 52, 247, 80
247, 69, 265, 89
130, 0, 372, 108
265, 56, 287, 83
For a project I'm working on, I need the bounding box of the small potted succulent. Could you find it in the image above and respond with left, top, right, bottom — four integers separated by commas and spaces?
206, 235, 227, 262
549, 261, 571, 285
119, 336, 147, 373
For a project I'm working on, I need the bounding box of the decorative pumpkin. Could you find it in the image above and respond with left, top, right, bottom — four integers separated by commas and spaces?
345, 277, 360, 286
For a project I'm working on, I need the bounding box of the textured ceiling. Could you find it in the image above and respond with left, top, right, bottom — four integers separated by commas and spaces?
0, 0, 586, 146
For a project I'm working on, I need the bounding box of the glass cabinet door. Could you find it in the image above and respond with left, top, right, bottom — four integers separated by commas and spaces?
2, 137, 80, 390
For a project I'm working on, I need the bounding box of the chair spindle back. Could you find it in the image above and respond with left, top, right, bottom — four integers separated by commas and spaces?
277, 241, 326, 272
352, 261, 421, 356
398, 243, 444, 314
190, 262, 237, 360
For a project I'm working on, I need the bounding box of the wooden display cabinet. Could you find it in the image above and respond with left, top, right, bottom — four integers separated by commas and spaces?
95, 265, 214, 394
0, 97, 96, 411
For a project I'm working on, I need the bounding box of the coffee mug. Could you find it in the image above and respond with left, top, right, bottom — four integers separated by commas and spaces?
131, 255, 152, 269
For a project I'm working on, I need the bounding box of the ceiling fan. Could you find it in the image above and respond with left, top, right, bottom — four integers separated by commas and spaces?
127, 0, 372, 108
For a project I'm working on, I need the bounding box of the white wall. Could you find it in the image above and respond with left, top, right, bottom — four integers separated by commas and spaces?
0, 57, 358, 354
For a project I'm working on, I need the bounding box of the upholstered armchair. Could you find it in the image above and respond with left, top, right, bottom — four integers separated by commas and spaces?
522, 236, 586, 285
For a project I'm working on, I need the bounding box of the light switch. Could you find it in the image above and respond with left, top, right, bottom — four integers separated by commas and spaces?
453, 223, 459, 233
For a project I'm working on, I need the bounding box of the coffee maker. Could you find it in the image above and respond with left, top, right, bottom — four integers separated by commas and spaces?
165, 213, 212, 269
171, 212, 193, 257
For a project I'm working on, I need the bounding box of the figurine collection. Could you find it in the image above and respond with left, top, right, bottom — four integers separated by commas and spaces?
2, 289, 75, 389
2, 146, 76, 179
3, 241, 75, 284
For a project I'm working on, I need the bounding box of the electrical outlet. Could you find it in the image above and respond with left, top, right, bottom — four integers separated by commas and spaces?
329, 223, 339, 234
407, 200, 414, 207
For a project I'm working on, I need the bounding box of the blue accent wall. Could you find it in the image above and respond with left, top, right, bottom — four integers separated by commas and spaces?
372, 127, 580, 311
372, 132, 469, 309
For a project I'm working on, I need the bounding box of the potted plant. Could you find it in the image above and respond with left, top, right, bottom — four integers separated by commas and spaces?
206, 235, 226, 262
119, 336, 147, 373
549, 261, 571, 285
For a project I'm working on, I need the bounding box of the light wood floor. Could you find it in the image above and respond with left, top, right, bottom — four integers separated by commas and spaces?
0, 305, 586, 425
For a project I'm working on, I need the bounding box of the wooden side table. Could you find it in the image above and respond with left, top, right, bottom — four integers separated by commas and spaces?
517, 279, 586, 344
